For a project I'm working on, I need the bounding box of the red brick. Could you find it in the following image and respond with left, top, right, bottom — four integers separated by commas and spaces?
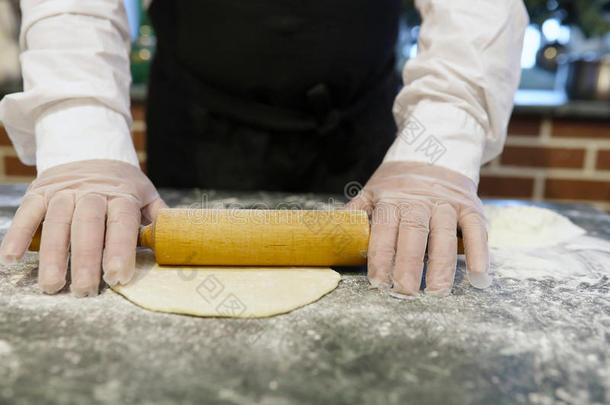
0, 125, 11, 146
132, 130, 146, 152
4, 156, 36, 177
131, 102, 146, 122
478, 176, 534, 198
507, 115, 541, 136
545, 179, 610, 201
596, 150, 610, 170
500, 146, 585, 169
552, 118, 610, 138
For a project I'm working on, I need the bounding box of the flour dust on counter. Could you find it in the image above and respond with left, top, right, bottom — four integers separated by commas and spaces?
1, 187, 609, 404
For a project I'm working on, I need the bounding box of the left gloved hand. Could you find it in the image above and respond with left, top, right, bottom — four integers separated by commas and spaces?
346, 161, 491, 296
0, 159, 165, 297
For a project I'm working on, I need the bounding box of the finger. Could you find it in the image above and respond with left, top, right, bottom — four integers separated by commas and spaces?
424, 203, 458, 296
103, 197, 140, 286
367, 201, 399, 289
38, 191, 74, 294
141, 197, 168, 224
0, 194, 46, 264
345, 190, 374, 216
459, 209, 491, 289
70, 194, 107, 297
392, 202, 431, 296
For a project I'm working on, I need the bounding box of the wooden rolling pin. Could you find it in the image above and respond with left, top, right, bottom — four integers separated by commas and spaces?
143, 208, 370, 266
28, 208, 465, 266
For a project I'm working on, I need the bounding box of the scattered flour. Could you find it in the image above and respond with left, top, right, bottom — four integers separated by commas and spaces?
0, 217, 11, 231
0, 340, 12, 355
0, 339, 20, 386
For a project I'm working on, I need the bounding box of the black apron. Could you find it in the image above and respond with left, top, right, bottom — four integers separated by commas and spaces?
146, 0, 400, 193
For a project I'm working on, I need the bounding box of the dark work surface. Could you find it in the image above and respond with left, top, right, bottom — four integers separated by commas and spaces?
0, 185, 609, 405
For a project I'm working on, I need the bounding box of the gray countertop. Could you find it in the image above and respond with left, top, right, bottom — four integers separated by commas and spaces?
0, 185, 609, 405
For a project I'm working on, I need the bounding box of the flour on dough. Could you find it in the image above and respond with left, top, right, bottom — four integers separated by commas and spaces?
484, 205, 585, 249
482, 205, 609, 281
111, 250, 341, 318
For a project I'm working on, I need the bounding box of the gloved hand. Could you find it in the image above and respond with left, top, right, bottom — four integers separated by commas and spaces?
346, 161, 491, 296
0, 160, 166, 297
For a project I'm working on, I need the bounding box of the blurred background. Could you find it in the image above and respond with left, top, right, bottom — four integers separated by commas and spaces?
0, 0, 608, 210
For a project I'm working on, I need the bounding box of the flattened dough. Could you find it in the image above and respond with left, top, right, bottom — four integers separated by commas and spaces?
111, 250, 341, 318
484, 205, 586, 248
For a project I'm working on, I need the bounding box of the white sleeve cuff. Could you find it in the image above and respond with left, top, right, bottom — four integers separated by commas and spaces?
383, 101, 485, 185
35, 100, 139, 174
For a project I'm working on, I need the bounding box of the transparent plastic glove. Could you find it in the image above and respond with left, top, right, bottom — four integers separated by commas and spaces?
346, 162, 490, 296
0, 160, 166, 297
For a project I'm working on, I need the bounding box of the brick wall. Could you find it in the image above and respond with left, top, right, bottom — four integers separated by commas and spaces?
479, 116, 610, 212
1, 103, 609, 211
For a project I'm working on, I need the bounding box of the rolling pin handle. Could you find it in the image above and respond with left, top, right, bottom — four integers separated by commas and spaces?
28, 225, 42, 252
29, 223, 154, 252
139, 224, 154, 250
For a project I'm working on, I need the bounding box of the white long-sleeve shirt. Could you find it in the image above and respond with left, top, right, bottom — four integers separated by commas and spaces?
0, 0, 528, 185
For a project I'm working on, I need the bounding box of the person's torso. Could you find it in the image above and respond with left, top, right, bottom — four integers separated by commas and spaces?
150, 0, 401, 111
145, 0, 401, 191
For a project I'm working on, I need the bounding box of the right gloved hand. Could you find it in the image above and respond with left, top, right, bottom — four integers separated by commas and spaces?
0, 159, 166, 297
346, 161, 491, 296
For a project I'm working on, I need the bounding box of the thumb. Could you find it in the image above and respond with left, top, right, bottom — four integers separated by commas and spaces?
141, 198, 168, 224
345, 190, 374, 216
